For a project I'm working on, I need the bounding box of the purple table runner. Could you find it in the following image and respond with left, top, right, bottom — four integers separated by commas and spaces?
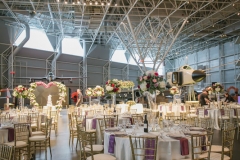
108, 135, 115, 154
145, 138, 156, 160
92, 118, 96, 129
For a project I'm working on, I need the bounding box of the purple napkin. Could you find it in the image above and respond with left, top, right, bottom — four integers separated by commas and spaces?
201, 136, 206, 151
234, 109, 237, 116
220, 109, 225, 116
145, 138, 156, 160
82, 118, 86, 127
204, 109, 208, 116
159, 106, 162, 111
179, 138, 189, 156
108, 135, 115, 154
92, 118, 96, 129
108, 118, 114, 127
196, 109, 199, 115
7, 128, 14, 142
181, 106, 184, 111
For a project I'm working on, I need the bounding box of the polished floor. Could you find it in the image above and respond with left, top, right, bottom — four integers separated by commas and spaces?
37, 109, 240, 160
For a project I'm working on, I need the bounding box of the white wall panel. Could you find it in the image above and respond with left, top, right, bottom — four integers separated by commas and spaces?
224, 42, 235, 56
209, 46, 219, 60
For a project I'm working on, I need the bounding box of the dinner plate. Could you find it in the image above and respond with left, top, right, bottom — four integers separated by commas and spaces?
189, 127, 205, 131
105, 127, 120, 131
167, 133, 183, 138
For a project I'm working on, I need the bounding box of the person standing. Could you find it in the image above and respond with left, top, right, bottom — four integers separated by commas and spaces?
76, 89, 83, 107
224, 93, 235, 103
199, 89, 210, 106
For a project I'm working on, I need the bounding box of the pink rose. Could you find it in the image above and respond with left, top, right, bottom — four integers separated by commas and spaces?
143, 76, 148, 80
152, 79, 157, 83
139, 77, 143, 81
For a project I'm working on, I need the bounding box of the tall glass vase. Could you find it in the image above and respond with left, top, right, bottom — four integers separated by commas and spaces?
111, 93, 116, 107
145, 91, 157, 110
89, 96, 92, 106
216, 92, 220, 108
97, 96, 101, 105
18, 97, 24, 110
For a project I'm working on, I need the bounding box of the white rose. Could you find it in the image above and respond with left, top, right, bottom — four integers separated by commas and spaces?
159, 81, 166, 88
112, 79, 118, 82
140, 81, 147, 91
106, 86, 113, 91
156, 90, 160, 95
96, 91, 101, 95
145, 70, 155, 76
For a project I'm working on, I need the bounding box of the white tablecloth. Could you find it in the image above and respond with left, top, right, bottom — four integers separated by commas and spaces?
0, 129, 9, 143
158, 104, 186, 118
130, 104, 143, 114
104, 127, 191, 160
116, 104, 128, 113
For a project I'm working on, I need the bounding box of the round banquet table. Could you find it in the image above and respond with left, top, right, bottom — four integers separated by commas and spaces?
104, 127, 192, 160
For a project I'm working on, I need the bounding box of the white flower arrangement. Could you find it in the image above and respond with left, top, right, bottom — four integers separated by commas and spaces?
12, 85, 28, 98
105, 79, 121, 94
169, 86, 180, 95
85, 88, 94, 96
93, 85, 104, 96
119, 80, 135, 89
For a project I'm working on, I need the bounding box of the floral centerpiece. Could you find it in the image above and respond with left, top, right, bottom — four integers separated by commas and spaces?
105, 79, 121, 94
126, 100, 136, 111
85, 88, 94, 97
169, 86, 180, 95
137, 70, 165, 94
212, 83, 224, 93
12, 85, 28, 98
120, 81, 135, 89
93, 85, 104, 97
28, 81, 67, 109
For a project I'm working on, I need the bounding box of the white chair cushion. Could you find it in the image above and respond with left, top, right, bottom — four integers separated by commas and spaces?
29, 135, 47, 141
85, 145, 104, 152
32, 131, 45, 136
209, 152, 230, 160
187, 114, 197, 118
5, 141, 27, 148
86, 154, 116, 160
31, 123, 37, 127
211, 145, 229, 152
86, 129, 96, 133
219, 116, 230, 120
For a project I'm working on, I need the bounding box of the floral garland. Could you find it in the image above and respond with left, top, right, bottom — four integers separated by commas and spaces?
28, 81, 67, 109
12, 85, 28, 98
169, 86, 180, 95
212, 83, 224, 93
93, 85, 104, 96
105, 79, 121, 94
119, 80, 135, 89
85, 88, 94, 97
137, 70, 165, 94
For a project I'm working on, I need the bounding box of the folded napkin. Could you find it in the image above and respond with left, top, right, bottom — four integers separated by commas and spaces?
7, 128, 14, 142
181, 106, 184, 111
220, 109, 225, 116
178, 138, 189, 156
92, 118, 96, 129
145, 138, 156, 160
108, 135, 115, 154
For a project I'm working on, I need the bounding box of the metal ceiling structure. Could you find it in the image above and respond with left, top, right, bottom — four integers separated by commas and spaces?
0, 0, 240, 71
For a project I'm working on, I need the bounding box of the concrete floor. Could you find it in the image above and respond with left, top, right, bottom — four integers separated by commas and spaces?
36, 109, 240, 160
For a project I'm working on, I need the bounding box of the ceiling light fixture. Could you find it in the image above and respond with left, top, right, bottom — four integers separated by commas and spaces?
107, 2, 110, 5
64, 1, 67, 4
72, 2, 75, 4
238, 12, 240, 16
56, 0, 59, 2
95, 1, 98, 5
89, 1, 92, 5
77, 1, 80, 4
83, 2, 86, 5
101, 2, 104, 5
115, 3, 117, 6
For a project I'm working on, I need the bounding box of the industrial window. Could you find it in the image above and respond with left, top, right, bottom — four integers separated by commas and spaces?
14, 28, 54, 52
111, 50, 127, 63
61, 38, 83, 56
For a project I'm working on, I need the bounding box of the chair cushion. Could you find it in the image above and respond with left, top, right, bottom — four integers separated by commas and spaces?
86, 129, 96, 133
29, 135, 47, 141
211, 145, 229, 152
85, 145, 103, 152
187, 114, 197, 118
208, 152, 230, 160
32, 131, 45, 136
5, 141, 28, 148
31, 123, 37, 128
86, 154, 116, 160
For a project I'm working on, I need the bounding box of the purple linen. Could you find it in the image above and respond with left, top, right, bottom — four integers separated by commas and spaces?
201, 136, 206, 151
220, 109, 225, 116
7, 128, 14, 142
179, 138, 189, 156
129, 117, 133, 125
204, 109, 208, 116
108, 135, 115, 154
92, 118, 96, 129
196, 109, 199, 115
83, 118, 86, 127
181, 106, 184, 111
145, 138, 156, 160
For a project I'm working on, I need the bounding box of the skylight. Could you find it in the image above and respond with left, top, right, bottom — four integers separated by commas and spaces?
62, 38, 83, 56
14, 28, 54, 52
111, 50, 127, 63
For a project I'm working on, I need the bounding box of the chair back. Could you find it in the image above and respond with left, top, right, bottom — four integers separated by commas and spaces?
97, 119, 105, 144
80, 130, 97, 160
190, 131, 213, 160
132, 114, 143, 124
129, 135, 158, 160
45, 118, 53, 138
165, 115, 183, 124
104, 115, 118, 128
28, 112, 39, 125
130, 109, 137, 114
197, 118, 214, 131
0, 144, 13, 160
221, 122, 235, 160
14, 123, 30, 146
18, 115, 31, 123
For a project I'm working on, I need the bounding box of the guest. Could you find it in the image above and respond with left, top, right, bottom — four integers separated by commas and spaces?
76, 89, 83, 107
224, 93, 235, 103
233, 91, 239, 102
199, 89, 210, 106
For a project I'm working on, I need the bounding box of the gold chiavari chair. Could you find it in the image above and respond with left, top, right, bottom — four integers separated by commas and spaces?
81, 130, 115, 160
0, 144, 14, 160
131, 114, 143, 124
18, 115, 31, 123
49, 110, 58, 136
165, 115, 183, 124
97, 119, 105, 145
218, 108, 230, 130
4, 123, 30, 160
104, 115, 118, 128
210, 122, 235, 160
129, 135, 158, 160
68, 114, 78, 149
196, 118, 214, 131
28, 112, 39, 131
185, 130, 214, 160
232, 108, 240, 139
29, 118, 52, 160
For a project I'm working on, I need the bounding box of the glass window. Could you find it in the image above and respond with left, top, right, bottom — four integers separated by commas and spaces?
14, 28, 54, 52
62, 38, 83, 56
111, 50, 127, 63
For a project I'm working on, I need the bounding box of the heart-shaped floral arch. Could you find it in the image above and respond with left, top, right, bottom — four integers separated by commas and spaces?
28, 81, 67, 109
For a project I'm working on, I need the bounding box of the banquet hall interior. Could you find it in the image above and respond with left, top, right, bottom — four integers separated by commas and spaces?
1, 0, 240, 160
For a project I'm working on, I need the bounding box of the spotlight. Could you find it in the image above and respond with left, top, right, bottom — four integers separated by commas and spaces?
64, 1, 67, 4
89, 1, 92, 5
77, 1, 80, 4
95, 1, 98, 5
101, 2, 104, 5
72, 2, 75, 4
107, 2, 110, 5
115, 3, 117, 6
83, 2, 86, 5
